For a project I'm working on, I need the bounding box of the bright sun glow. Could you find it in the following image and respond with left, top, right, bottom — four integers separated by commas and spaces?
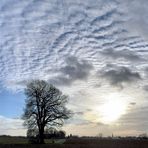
98, 93, 129, 124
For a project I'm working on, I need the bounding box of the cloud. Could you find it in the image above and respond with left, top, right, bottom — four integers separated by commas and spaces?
0, 0, 128, 91
96, 122, 108, 126
0, 116, 26, 136
100, 48, 143, 61
116, 106, 148, 132
122, 0, 148, 40
143, 85, 148, 91
0, 0, 146, 92
50, 56, 93, 86
75, 111, 85, 115
129, 102, 136, 106
99, 65, 141, 87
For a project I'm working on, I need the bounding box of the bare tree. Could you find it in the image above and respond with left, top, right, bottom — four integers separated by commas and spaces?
22, 80, 71, 144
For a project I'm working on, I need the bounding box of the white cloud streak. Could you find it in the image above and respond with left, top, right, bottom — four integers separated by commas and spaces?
0, 116, 26, 136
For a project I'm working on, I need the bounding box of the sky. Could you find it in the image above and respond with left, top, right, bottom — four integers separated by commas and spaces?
1, 0, 148, 137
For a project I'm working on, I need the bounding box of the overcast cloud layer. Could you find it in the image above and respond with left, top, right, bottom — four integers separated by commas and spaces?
1, 0, 148, 136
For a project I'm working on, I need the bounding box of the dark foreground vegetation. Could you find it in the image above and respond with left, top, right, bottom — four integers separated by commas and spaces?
1, 136, 148, 148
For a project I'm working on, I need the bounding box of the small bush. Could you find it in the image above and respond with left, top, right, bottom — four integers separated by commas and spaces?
28, 137, 39, 144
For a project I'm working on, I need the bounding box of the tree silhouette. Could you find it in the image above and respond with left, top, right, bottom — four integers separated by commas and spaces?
22, 80, 71, 144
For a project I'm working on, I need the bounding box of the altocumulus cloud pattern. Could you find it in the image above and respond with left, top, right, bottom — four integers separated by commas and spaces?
0, 0, 148, 91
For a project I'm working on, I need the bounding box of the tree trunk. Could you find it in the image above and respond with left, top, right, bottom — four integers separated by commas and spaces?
38, 127, 45, 144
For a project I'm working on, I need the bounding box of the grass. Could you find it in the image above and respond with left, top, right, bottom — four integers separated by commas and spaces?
65, 138, 148, 148
0, 136, 27, 144
0, 136, 65, 145
0, 136, 148, 148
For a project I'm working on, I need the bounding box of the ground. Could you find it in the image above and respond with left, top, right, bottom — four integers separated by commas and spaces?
0, 136, 148, 148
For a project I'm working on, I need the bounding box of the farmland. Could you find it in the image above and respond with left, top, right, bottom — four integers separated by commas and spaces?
0, 136, 148, 148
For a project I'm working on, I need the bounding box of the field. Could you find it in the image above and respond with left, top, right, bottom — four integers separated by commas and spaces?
0, 136, 148, 148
